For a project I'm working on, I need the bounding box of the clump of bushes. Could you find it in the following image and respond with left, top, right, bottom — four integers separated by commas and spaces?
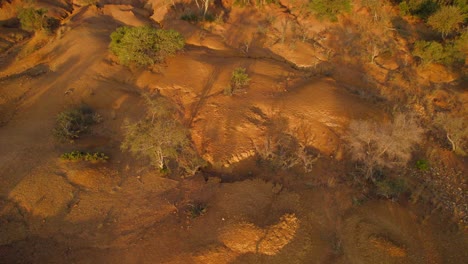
61, 151, 109, 162
54, 105, 100, 141
412, 40, 465, 67
17, 7, 59, 32
225, 67, 251, 95
109, 26, 185, 66
308, 0, 351, 21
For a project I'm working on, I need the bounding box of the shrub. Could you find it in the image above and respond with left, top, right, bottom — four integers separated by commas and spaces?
186, 203, 207, 218
229, 67, 250, 94
109, 26, 185, 66
308, 0, 351, 21
54, 105, 99, 141
61, 151, 109, 162
17, 7, 58, 32
181, 13, 199, 22
416, 159, 430, 171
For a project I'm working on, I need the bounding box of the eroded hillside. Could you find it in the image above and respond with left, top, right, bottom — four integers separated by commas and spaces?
0, 0, 466, 263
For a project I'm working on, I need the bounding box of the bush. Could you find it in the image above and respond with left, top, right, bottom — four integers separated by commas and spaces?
181, 13, 199, 22
61, 151, 109, 162
109, 26, 185, 66
416, 159, 430, 171
54, 105, 99, 141
186, 203, 207, 218
228, 67, 250, 95
308, 0, 351, 21
18, 7, 58, 32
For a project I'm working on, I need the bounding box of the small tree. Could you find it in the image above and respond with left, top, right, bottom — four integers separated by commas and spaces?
54, 105, 99, 141
121, 94, 205, 174
227, 67, 250, 95
344, 113, 424, 181
109, 26, 185, 66
428, 5, 466, 39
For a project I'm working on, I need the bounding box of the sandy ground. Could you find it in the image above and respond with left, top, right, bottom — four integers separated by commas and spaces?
0, 3, 466, 264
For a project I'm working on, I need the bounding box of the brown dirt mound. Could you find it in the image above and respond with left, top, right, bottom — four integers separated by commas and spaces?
219, 213, 299, 255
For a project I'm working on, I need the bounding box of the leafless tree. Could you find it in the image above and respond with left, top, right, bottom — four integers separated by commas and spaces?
344, 113, 424, 181
121, 93, 205, 175
435, 113, 467, 156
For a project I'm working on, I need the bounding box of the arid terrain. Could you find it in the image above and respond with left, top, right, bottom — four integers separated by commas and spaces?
0, 0, 467, 263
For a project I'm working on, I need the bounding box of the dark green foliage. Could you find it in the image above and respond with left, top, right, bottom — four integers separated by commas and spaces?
109, 26, 185, 66
54, 105, 99, 141
308, 0, 351, 21
375, 178, 408, 199
412, 40, 465, 66
416, 159, 430, 171
398, 0, 439, 20
61, 151, 109, 162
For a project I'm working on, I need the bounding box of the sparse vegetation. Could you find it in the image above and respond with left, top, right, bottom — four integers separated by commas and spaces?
255, 115, 320, 173
109, 26, 185, 66
121, 93, 205, 175
61, 151, 109, 162
375, 178, 408, 199
226, 67, 250, 95
54, 105, 100, 141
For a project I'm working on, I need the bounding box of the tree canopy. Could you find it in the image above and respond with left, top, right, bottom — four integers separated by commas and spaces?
109, 26, 185, 66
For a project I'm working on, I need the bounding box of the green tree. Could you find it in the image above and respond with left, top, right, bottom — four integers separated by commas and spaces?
428, 5, 466, 38
18, 7, 47, 31
121, 94, 205, 175
109, 26, 185, 66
